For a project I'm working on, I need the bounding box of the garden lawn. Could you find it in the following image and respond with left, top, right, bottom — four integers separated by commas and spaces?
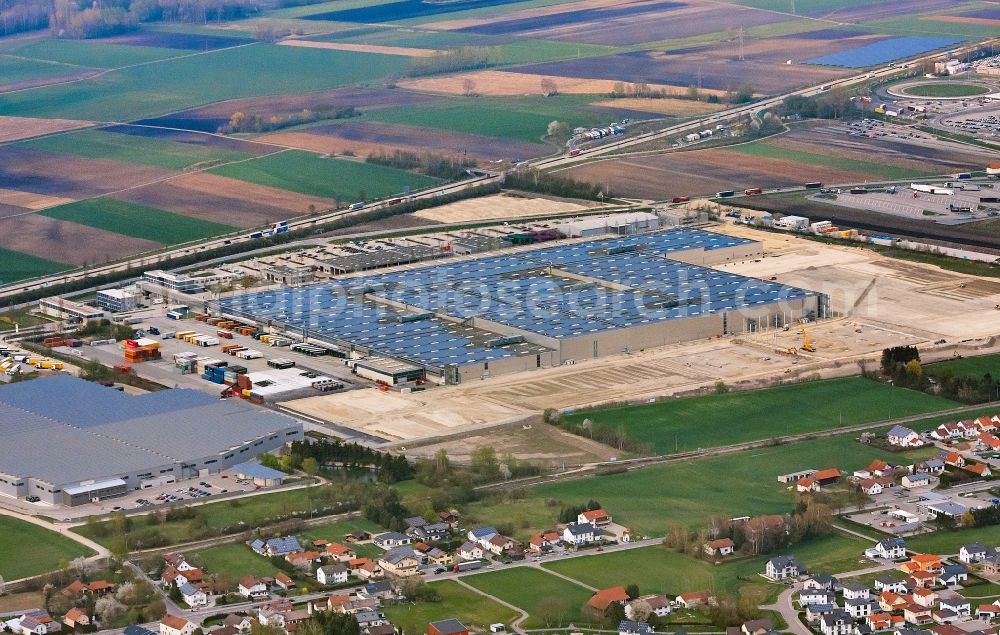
466, 434, 936, 537
906, 525, 1000, 555
462, 567, 596, 629
728, 140, 935, 181
20, 128, 255, 170
385, 580, 520, 634
208, 150, 438, 200
40, 199, 237, 245
0, 44, 410, 121
926, 355, 1000, 380
0, 248, 72, 284
0, 517, 94, 580
565, 377, 960, 455
297, 517, 385, 558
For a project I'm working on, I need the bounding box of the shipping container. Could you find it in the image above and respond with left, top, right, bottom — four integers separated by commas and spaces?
267, 358, 296, 369
804, 182, 823, 189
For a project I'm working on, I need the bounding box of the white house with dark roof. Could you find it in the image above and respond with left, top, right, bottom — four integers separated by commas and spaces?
563, 522, 597, 545
959, 544, 992, 564
888, 426, 923, 448
766, 556, 800, 580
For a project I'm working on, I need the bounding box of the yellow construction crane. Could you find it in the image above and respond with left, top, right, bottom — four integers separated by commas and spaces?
799, 319, 816, 352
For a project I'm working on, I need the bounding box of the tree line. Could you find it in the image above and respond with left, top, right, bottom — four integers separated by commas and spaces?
223, 107, 360, 135
876, 345, 1000, 404
366, 149, 477, 181
286, 438, 413, 483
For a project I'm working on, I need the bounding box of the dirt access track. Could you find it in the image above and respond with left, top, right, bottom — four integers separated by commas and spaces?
281, 224, 1000, 443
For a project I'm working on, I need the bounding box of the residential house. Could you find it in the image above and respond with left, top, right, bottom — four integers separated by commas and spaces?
428, 620, 468, 635
909, 571, 937, 589
457, 542, 484, 561
221, 615, 255, 633
378, 547, 420, 577
676, 592, 713, 608
913, 589, 938, 608
977, 433, 1000, 453
238, 576, 269, 599
274, 572, 295, 591
941, 452, 965, 469
178, 583, 207, 608
959, 544, 991, 564
814, 468, 842, 486
249, 536, 302, 558
354, 611, 387, 629
807, 604, 837, 623
354, 559, 384, 580
888, 427, 923, 448
804, 573, 838, 591
904, 604, 933, 625
704, 538, 736, 557
618, 621, 654, 635
938, 594, 971, 618
798, 477, 821, 493
404, 516, 426, 530
766, 556, 800, 580
317, 564, 349, 586
61, 581, 87, 597
879, 593, 909, 613
936, 564, 968, 587
903, 474, 933, 489
563, 522, 597, 546
902, 555, 943, 575
160, 616, 196, 635
325, 543, 357, 563
427, 548, 453, 566
286, 550, 323, 571
846, 599, 876, 619
978, 604, 1000, 621
965, 463, 992, 478
843, 584, 871, 601
373, 532, 412, 550
867, 614, 904, 631
741, 619, 774, 635
801, 590, 837, 607
485, 535, 515, 556
859, 479, 885, 496
359, 580, 398, 601
345, 531, 372, 544
467, 527, 498, 544
868, 538, 906, 560
437, 511, 460, 528
411, 523, 451, 543
820, 610, 855, 635
874, 576, 908, 594
984, 554, 1000, 579
18, 612, 59, 635
931, 611, 958, 626
62, 609, 88, 629
627, 595, 672, 619
588, 587, 631, 613
87, 581, 114, 595
529, 532, 562, 554
579, 510, 612, 526
914, 460, 945, 475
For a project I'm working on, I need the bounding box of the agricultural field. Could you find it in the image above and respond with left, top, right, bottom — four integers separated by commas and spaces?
193, 543, 284, 581
6, 38, 185, 68
208, 150, 439, 201
563, 376, 959, 455
559, 121, 984, 200
0, 248, 73, 285
385, 580, 520, 635
39, 199, 237, 245
0, 517, 94, 580
462, 567, 596, 628
925, 354, 1000, 379
0, 55, 99, 92
465, 433, 935, 537
902, 83, 992, 98
18, 127, 262, 170
906, 524, 1000, 555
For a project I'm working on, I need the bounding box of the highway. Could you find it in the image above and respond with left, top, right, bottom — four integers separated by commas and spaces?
1, 38, 993, 304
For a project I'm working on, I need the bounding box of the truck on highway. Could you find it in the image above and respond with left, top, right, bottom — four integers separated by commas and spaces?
349, 202, 365, 211
716, 190, 736, 198
744, 187, 763, 196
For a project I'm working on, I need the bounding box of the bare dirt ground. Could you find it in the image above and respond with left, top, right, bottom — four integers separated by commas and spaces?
428, 0, 636, 30
398, 70, 692, 97
282, 225, 1000, 442
0, 147, 172, 199
926, 15, 1000, 26
413, 193, 596, 222
0, 187, 74, 210
117, 179, 298, 228
0, 116, 92, 143
0, 213, 161, 265
589, 97, 726, 116
167, 172, 336, 216
278, 39, 442, 57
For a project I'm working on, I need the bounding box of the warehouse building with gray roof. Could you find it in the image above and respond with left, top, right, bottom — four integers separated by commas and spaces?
0, 375, 303, 506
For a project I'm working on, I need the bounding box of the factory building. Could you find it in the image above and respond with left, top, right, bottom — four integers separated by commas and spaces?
215, 228, 824, 384
0, 376, 303, 506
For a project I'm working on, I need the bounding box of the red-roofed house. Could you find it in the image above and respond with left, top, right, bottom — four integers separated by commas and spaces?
578, 510, 612, 526
587, 587, 630, 612
63, 608, 89, 629
797, 477, 820, 493
161, 615, 196, 635
325, 543, 357, 563
704, 538, 736, 557
677, 591, 714, 608
966, 463, 992, 478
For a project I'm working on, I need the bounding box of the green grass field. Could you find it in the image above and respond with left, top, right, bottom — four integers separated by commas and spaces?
209, 150, 438, 201
0, 55, 94, 84
0, 248, 73, 284
726, 0, 869, 13
566, 377, 958, 454
40, 199, 237, 245
906, 524, 1000, 555
926, 355, 1000, 379
0, 517, 94, 580
543, 533, 869, 604
467, 434, 935, 537
363, 94, 610, 144
463, 567, 596, 628
193, 542, 283, 581
857, 15, 1000, 40
9, 39, 182, 69
0, 44, 410, 121
385, 580, 520, 634
903, 83, 991, 98
297, 516, 384, 558
21, 128, 256, 170
73, 481, 328, 548
728, 139, 935, 181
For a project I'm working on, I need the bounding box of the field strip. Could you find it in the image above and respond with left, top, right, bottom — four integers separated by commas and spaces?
277, 38, 442, 57
0, 52, 101, 71
0, 115, 94, 143
0, 188, 75, 210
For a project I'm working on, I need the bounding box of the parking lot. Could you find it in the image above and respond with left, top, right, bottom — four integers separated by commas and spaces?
809, 181, 999, 225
